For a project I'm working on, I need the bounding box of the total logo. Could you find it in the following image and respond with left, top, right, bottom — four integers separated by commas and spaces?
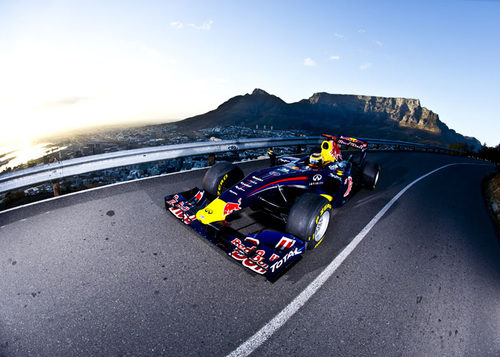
270, 247, 303, 273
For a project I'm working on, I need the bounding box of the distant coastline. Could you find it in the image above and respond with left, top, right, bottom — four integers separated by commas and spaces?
0, 142, 62, 173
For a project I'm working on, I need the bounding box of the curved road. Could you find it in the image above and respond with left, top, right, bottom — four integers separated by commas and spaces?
1, 152, 499, 356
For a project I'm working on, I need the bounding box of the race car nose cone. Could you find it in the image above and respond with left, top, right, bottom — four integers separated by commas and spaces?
196, 198, 228, 224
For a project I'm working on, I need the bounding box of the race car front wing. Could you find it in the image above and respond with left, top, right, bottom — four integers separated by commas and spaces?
164, 188, 305, 281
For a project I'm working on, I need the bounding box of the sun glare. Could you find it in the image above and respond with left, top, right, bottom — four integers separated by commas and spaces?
0, 139, 63, 172
0, 37, 201, 145
13, 140, 39, 163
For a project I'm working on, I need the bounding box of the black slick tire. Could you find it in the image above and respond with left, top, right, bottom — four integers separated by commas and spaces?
362, 161, 380, 190
285, 193, 332, 250
202, 162, 244, 196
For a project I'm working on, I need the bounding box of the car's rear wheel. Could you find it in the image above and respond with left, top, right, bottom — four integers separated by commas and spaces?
285, 193, 332, 250
202, 162, 244, 197
362, 161, 380, 190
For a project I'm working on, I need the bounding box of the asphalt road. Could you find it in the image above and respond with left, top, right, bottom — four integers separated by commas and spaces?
1, 152, 499, 356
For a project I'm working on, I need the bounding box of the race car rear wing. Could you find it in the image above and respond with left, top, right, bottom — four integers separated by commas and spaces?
322, 134, 368, 165
321, 134, 367, 149
335, 135, 368, 151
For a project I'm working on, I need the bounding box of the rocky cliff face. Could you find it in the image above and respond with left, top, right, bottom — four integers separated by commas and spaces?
308, 93, 441, 134
177, 89, 480, 150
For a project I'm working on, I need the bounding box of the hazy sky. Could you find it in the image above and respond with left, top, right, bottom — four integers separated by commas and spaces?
1, 0, 499, 145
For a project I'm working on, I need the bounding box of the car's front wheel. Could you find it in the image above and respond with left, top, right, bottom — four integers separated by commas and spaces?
285, 193, 332, 250
202, 162, 244, 197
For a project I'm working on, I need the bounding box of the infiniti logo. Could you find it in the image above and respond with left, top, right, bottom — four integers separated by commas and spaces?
313, 174, 322, 181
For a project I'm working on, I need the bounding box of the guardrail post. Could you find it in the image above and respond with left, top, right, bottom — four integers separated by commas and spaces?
52, 181, 61, 196
49, 158, 61, 196
208, 153, 215, 166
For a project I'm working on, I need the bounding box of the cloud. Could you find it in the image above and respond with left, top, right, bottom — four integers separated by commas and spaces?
188, 20, 213, 31
358, 29, 366, 33
360, 62, 372, 70
39, 97, 90, 109
334, 32, 344, 39
170, 21, 183, 29
329, 55, 340, 61
374, 40, 383, 47
171, 20, 213, 31
304, 58, 317, 67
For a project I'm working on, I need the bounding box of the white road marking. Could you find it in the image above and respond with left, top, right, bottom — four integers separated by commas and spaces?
227, 162, 489, 357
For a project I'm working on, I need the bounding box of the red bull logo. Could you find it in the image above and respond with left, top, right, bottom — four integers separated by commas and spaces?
344, 176, 353, 197
223, 198, 242, 216
339, 136, 367, 149
330, 141, 341, 160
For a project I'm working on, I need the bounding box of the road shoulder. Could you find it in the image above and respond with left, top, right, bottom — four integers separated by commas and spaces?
484, 171, 500, 238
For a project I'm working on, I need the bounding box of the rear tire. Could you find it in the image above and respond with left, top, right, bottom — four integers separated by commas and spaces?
362, 161, 380, 190
285, 193, 332, 250
202, 162, 244, 196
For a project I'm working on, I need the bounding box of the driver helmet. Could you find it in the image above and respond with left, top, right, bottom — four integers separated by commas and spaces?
309, 153, 322, 167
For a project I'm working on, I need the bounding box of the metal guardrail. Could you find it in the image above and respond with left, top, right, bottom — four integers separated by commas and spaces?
0, 136, 461, 194
0, 136, 323, 194
359, 138, 460, 153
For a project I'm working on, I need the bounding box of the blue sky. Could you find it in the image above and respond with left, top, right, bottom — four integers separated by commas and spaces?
0, 0, 499, 145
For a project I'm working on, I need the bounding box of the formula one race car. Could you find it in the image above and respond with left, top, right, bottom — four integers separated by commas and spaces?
165, 134, 380, 280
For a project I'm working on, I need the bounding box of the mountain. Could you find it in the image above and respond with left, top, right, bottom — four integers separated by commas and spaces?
178, 89, 289, 130
177, 89, 481, 150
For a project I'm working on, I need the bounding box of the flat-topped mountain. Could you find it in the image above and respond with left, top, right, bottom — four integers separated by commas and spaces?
177, 89, 480, 149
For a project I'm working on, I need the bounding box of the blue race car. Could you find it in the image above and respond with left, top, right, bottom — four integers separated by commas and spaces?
165, 134, 380, 280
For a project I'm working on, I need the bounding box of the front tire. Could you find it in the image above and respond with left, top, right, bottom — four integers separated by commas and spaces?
202, 162, 244, 197
285, 193, 332, 250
